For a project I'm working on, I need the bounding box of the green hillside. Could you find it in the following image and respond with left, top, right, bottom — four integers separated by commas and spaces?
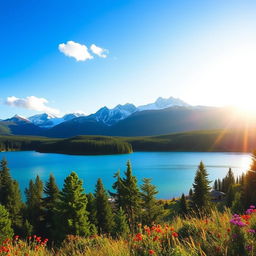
123, 129, 256, 152
0, 128, 255, 154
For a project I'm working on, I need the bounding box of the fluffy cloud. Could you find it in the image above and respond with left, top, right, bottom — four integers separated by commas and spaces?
90, 44, 108, 58
58, 41, 93, 61
5, 96, 60, 115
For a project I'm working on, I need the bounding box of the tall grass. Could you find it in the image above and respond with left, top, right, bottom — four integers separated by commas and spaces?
1, 207, 256, 256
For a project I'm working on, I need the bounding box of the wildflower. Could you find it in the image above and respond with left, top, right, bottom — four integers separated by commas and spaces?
149, 249, 155, 255
230, 215, 247, 227
248, 229, 256, 233
172, 232, 178, 237
134, 233, 143, 241
227, 228, 231, 232
153, 236, 159, 241
246, 244, 253, 251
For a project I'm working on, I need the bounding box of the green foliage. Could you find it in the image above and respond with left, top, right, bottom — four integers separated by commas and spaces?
191, 161, 211, 215
140, 178, 164, 225
244, 151, 256, 206
57, 172, 90, 239
0, 158, 23, 232
0, 158, 12, 206
112, 161, 141, 232
231, 192, 244, 214
43, 174, 59, 240
95, 178, 114, 234
25, 175, 44, 235
0, 204, 13, 243
86, 193, 97, 229
179, 193, 188, 216
113, 208, 130, 238
178, 223, 200, 239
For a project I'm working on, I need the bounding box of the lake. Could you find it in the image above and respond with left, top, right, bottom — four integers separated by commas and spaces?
0, 151, 251, 199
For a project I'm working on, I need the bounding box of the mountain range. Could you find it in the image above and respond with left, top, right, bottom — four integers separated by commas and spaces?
1, 96, 255, 138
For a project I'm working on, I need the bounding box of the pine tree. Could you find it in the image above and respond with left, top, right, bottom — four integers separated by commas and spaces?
180, 193, 188, 216
191, 161, 211, 215
43, 174, 59, 240
113, 208, 130, 238
226, 185, 235, 208
86, 193, 97, 226
189, 188, 193, 197
57, 172, 90, 239
0, 158, 23, 232
95, 178, 114, 234
0, 158, 12, 206
111, 170, 126, 209
222, 168, 235, 193
25, 176, 44, 235
118, 161, 141, 231
244, 151, 256, 206
86, 193, 98, 235
6, 180, 23, 231
140, 178, 164, 225
0, 204, 14, 243
213, 180, 218, 190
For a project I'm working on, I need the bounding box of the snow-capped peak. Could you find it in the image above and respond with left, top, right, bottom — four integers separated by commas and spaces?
6, 114, 31, 123
138, 96, 189, 111
92, 103, 137, 126
63, 113, 86, 121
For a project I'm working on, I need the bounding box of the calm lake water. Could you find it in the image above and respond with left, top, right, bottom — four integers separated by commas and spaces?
0, 151, 251, 199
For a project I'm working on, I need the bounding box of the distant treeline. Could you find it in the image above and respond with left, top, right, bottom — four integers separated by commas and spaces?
0, 136, 132, 155
1, 128, 256, 155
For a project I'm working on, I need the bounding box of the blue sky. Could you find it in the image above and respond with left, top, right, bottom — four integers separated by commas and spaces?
1, 0, 256, 118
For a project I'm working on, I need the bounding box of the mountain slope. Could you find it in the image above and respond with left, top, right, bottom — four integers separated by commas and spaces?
108, 106, 239, 136
45, 116, 109, 138
138, 96, 189, 111
44, 106, 254, 138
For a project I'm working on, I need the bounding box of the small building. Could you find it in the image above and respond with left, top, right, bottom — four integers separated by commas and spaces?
210, 190, 225, 202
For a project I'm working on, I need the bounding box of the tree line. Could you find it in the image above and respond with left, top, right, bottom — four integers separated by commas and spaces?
1, 152, 256, 243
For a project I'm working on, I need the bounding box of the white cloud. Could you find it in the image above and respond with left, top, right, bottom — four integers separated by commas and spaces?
5, 96, 60, 115
90, 44, 108, 58
58, 41, 93, 61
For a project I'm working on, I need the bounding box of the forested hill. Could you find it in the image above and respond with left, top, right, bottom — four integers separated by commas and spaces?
0, 136, 132, 155
0, 128, 256, 155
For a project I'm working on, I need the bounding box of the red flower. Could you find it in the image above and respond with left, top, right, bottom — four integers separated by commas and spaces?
172, 232, 178, 237
149, 249, 155, 255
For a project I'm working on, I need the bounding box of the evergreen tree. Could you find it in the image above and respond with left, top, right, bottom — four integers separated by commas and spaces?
180, 193, 188, 216
0, 158, 23, 232
25, 176, 44, 235
189, 188, 193, 197
86, 193, 97, 226
113, 208, 130, 238
119, 161, 141, 231
95, 178, 114, 234
86, 193, 98, 235
0, 158, 12, 206
140, 178, 164, 225
213, 180, 218, 190
43, 174, 59, 240
0, 204, 13, 243
110, 170, 126, 209
6, 180, 23, 231
221, 168, 235, 193
191, 161, 211, 215
244, 151, 256, 206
57, 172, 90, 239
